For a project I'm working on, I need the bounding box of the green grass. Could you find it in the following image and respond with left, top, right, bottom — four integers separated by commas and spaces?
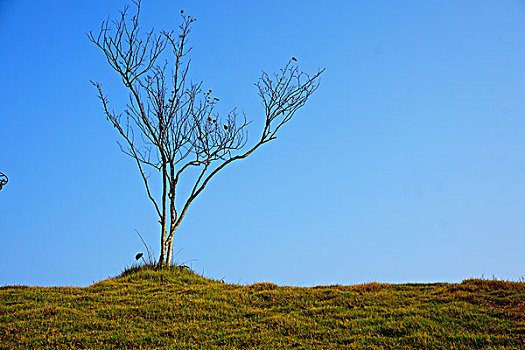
1, 266, 523, 349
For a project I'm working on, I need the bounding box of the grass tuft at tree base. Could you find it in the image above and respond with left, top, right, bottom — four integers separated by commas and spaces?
1, 267, 523, 349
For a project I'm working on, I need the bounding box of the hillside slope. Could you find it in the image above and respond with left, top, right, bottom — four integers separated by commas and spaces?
1, 267, 523, 349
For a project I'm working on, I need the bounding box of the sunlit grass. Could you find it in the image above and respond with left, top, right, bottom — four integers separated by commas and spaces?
1, 266, 523, 349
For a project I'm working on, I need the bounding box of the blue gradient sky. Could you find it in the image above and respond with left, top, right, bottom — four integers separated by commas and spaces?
1, 1, 524, 287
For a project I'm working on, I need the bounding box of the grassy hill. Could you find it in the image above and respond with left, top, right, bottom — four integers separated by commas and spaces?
1, 266, 523, 349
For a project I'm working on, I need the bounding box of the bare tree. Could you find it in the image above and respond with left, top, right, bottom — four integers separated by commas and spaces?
0, 172, 7, 191
89, 1, 323, 267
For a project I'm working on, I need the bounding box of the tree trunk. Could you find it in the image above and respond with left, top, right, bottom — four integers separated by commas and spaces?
165, 240, 172, 266
165, 226, 175, 265
158, 224, 168, 267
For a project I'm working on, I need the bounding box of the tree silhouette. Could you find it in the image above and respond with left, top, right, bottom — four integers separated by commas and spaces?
89, 0, 323, 267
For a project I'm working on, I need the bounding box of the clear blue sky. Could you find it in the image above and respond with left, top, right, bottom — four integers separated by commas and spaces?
1, 0, 524, 287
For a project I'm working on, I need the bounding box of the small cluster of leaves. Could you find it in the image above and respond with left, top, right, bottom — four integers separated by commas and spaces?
0, 172, 7, 191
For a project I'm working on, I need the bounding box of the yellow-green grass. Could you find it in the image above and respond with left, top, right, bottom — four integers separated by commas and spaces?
1, 266, 523, 349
